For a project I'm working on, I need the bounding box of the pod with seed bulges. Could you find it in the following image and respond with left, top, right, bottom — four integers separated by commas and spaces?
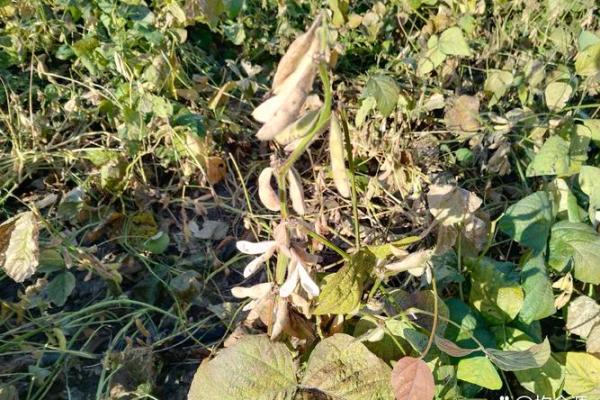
258, 167, 281, 211
329, 114, 351, 198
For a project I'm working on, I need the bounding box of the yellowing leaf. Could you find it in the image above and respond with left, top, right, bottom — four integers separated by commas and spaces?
438, 27, 472, 57
391, 356, 435, 400
187, 335, 297, 400
300, 333, 394, 399
0, 211, 39, 283
575, 42, 600, 76
313, 250, 375, 315
563, 352, 600, 397
545, 81, 573, 111
457, 356, 502, 390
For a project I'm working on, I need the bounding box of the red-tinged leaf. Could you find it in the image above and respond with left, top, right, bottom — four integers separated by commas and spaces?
391, 356, 435, 400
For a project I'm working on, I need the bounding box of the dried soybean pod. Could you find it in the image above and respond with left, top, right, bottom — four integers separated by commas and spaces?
272, 14, 323, 91
252, 94, 285, 123
287, 168, 306, 215
329, 113, 350, 198
258, 167, 281, 211
275, 109, 320, 145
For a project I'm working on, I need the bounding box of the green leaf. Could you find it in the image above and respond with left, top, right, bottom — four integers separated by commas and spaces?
498, 191, 554, 252
575, 42, 600, 76
492, 327, 564, 397
300, 333, 394, 399
563, 352, 600, 397
46, 272, 76, 307
142, 231, 170, 254
385, 289, 449, 335
466, 257, 524, 324
579, 165, 600, 224
486, 338, 551, 371
519, 254, 556, 323
313, 249, 375, 315
438, 27, 471, 56
187, 335, 297, 400
526, 136, 570, 177
548, 221, 600, 284
456, 356, 502, 390
444, 298, 497, 350
364, 75, 399, 117
582, 119, 600, 144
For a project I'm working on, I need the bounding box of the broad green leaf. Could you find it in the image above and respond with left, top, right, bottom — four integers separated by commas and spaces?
486, 338, 551, 371
466, 257, 524, 324
579, 166, 600, 225
391, 357, 435, 400
353, 318, 406, 362
544, 81, 572, 111
355, 96, 377, 127
143, 231, 170, 254
548, 221, 600, 284
438, 27, 471, 56
456, 356, 502, 390
385, 289, 449, 335
0, 211, 40, 283
575, 42, 600, 76
444, 298, 497, 350
364, 75, 399, 117
498, 191, 554, 252
187, 335, 296, 400
493, 327, 564, 397
300, 333, 394, 399
46, 271, 76, 307
566, 295, 600, 338
519, 254, 556, 323
313, 249, 375, 315
563, 352, 600, 397
526, 136, 570, 177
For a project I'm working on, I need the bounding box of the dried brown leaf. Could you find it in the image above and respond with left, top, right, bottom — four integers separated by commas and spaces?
444, 95, 480, 137
0, 211, 39, 283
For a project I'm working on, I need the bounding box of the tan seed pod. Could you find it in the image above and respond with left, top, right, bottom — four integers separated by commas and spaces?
258, 167, 281, 211
287, 168, 306, 215
251, 94, 285, 123
272, 14, 323, 91
329, 114, 351, 198
255, 85, 309, 141
275, 108, 320, 145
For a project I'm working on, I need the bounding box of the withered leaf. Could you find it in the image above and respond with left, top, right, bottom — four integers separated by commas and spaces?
0, 211, 40, 283
391, 356, 435, 400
